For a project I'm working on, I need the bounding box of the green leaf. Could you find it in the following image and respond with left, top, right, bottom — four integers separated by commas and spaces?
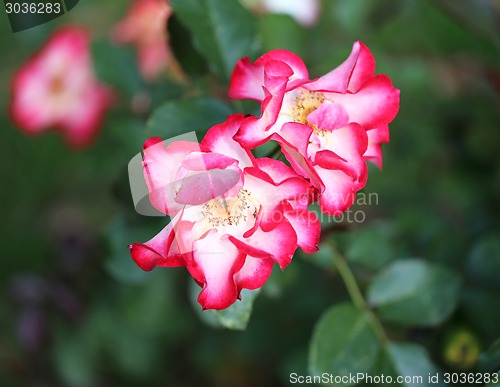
478, 339, 500, 373
122, 270, 188, 337
367, 259, 461, 326
432, 0, 500, 51
53, 333, 96, 387
145, 97, 234, 140
462, 287, 500, 342
347, 222, 397, 271
261, 13, 304, 54
309, 303, 380, 386
376, 342, 445, 387
189, 280, 261, 330
92, 39, 143, 98
104, 214, 165, 284
466, 234, 500, 290
261, 263, 298, 299
168, 14, 209, 77
327, 0, 373, 37
170, 0, 259, 79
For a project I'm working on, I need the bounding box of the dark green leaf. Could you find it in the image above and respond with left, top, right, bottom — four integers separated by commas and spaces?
261, 13, 303, 54
92, 39, 143, 98
170, 0, 259, 79
309, 303, 380, 385
104, 214, 165, 284
261, 263, 299, 299
347, 222, 397, 271
53, 324, 99, 387
145, 97, 234, 140
434, 0, 500, 51
466, 234, 500, 290
122, 270, 188, 337
53, 337, 95, 387
168, 14, 209, 77
462, 287, 500, 342
376, 342, 445, 387
367, 259, 461, 326
478, 339, 500, 373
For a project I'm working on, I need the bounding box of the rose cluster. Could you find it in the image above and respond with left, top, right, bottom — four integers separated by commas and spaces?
129, 42, 400, 310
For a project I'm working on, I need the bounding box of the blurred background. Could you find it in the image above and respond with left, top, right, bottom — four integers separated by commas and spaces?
1, 0, 499, 386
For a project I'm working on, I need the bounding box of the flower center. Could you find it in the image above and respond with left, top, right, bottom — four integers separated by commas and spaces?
49, 74, 65, 95
201, 189, 257, 228
292, 90, 325, 126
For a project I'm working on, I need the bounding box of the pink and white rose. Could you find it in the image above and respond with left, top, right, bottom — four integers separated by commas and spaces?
228, 41, 400, 214
129, 115, 320, 310
10, 26, 113, 148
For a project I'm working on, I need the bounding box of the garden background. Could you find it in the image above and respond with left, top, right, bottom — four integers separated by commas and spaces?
0, 0, 500, 386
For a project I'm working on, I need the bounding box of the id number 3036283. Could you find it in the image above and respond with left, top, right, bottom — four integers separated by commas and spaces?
5, 2, 62, 14
444, 373, 499, 384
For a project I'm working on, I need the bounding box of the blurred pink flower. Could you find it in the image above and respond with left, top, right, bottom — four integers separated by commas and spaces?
113, 0, 178, 80
129, 115, 320, 310
228, 42, 400, 215
10, 26, 113, 148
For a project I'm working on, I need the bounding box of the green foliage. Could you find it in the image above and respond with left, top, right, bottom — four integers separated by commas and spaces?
145, 97, 234, 140
346, 222, 398, 271
92, 39, 143, 98
367, 259, 462, 326
466, 234, 500, 290
1, 0, 500, 385
309, 303, 380, 385
168, 14, 209, 77
261, 14, 303, 54
170, 0, 259, 79
377, 343, 444, 387
478, 339, 500, 373
104, 214, 165, 284
462, 287, 500, 342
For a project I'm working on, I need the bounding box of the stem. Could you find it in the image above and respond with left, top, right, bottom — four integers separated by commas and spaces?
329, 243, 388, 345
334, 251, 366, 311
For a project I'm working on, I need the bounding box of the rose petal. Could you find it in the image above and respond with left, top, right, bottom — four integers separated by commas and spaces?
234, 255, 274, 290
202, 114, 254, 169
229, 219, 297, 269
191, 231, 246, 310
306, 102, 350, 131
142, 140, 202, 215
228, 57, 266, 101
283, 204, 320, 254
129, 215, 184, 271
327, 74, 400, 129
